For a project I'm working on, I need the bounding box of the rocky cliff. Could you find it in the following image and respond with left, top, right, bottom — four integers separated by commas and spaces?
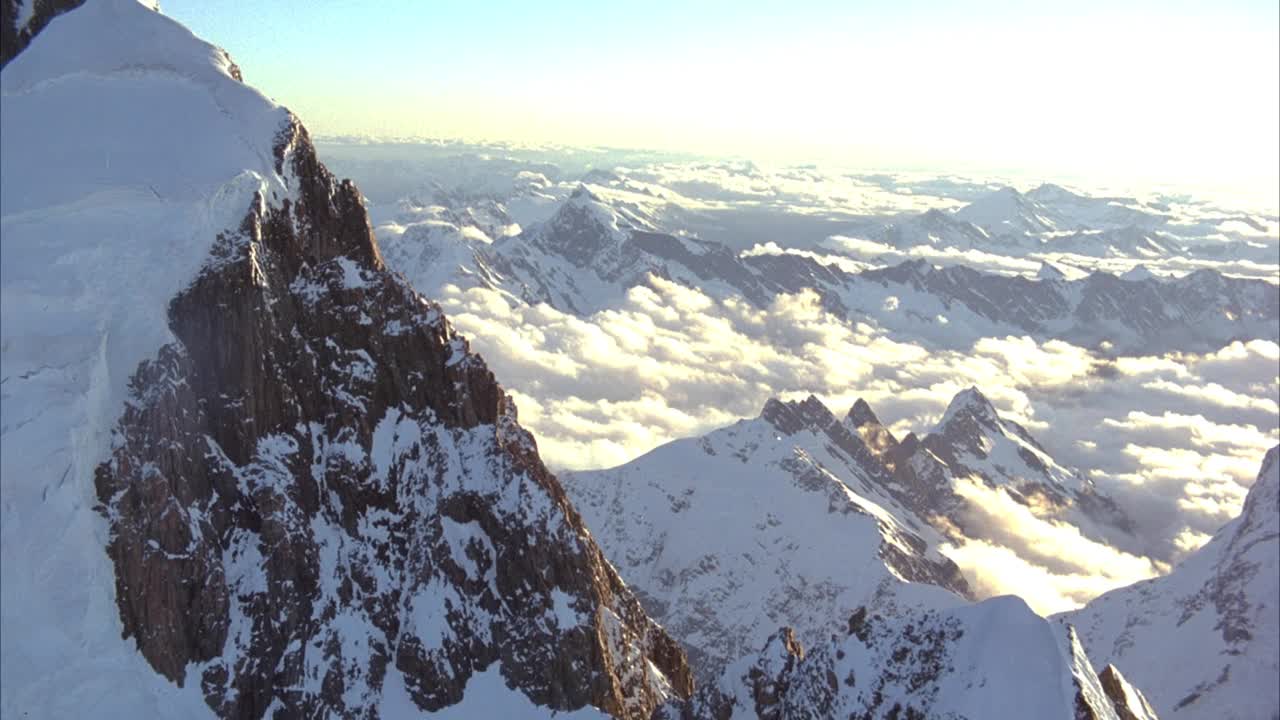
2, 2, 690, 717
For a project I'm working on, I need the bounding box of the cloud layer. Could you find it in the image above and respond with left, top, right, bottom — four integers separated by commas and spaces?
440, 278, 1278, 585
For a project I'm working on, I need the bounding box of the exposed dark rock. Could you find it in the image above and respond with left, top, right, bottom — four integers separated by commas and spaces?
94, 112, 691, 719
1098, 665, 1160, 720
846, 398, 901, 471
1, 0, 86, 67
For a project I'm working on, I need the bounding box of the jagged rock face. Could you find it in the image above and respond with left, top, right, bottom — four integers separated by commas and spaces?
91, 96, 690, 720
844, 399, 911, 476
1098, 665, 1160, 720
846, 387, 1136, 548
663, 598, 1160, 720
1061, 446, 1279, 720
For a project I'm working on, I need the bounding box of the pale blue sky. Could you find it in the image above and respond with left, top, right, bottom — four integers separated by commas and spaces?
162, 0, 1279, 201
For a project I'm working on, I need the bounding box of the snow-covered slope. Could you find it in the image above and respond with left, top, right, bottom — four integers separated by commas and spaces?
2, 2, 293, 714
563, 388, 1148, 692
1026, 183, 1170, 231
953, 185, 1169, 238
562, 396, 971, 681
662, 594, 1159, 720
1, 2, 692, 717
1060, 446, 1280, 720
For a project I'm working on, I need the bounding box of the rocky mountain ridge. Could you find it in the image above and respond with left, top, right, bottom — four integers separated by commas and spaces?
386, 183, 1278, 354
1, 2, 690, 717
563, 387, 1140, 691
661, 596, 1160, 720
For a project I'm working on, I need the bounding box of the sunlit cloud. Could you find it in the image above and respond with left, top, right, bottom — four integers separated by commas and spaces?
438, 274, 1276, 576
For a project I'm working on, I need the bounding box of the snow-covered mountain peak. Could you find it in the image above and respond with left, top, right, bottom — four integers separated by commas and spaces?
568, 182, 602, 203
563, 393, 974, 683
877, 207, 992, 248
1255, 445, 1278, 498
913, 386, 1088, 496
519, 183, 658, 269
1234, 445, 1279, 545
3, 0, 243, 93
2, 4, 695, 716
955, 185, 1059, 234
935, 386, 1000, 431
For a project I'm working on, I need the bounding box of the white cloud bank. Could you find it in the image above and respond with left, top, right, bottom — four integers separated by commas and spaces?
438, 276, 1277, 611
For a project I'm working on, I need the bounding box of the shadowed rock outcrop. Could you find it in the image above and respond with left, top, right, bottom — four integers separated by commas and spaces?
2, 0, 86, 67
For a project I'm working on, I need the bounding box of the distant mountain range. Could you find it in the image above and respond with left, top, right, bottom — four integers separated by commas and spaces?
382, 183, 1278, 354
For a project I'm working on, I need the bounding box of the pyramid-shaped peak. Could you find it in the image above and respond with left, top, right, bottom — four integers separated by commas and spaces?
937, 387, 999, 429
847, 398, 882, 428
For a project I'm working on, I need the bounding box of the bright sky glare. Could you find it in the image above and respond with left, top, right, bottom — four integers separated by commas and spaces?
162, 0, 1279, 205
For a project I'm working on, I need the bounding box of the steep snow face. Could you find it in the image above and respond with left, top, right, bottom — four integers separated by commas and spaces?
1, 2, 692, 717
1061, 446, 1280, 720
663, 594, 1158, 720
562, 396, 972, 683
2, 2, 289, 714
